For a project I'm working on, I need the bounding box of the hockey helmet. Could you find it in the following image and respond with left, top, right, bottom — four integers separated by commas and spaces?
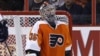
39, 2, 56, 21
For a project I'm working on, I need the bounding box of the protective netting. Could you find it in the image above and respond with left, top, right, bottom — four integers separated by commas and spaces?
0, 15, 68, 56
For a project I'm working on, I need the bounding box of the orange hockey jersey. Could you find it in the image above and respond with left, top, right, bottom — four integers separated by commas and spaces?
29, 20, 72, 56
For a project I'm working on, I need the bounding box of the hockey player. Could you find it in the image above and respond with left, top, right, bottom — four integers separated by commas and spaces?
0, 14, 8, 42
25, 2, 72, 56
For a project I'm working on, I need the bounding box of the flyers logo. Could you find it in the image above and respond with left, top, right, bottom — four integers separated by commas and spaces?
49, 34, 64, 47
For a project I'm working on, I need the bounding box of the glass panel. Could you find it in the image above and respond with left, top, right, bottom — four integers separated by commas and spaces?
96, 0, 100, 25
57, 0, 92, 25
0, 0, 24, 11
28, 0, 92, 25
72, 14, 91, 25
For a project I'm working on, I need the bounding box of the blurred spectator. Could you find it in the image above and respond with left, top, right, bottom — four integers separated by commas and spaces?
29, 0, 64, 11
48, 0, 64, 8
79, 0, 92, 25
57, 0, 83, 25
57, 0, 83, 15
82, 0, 91, 15
29, 0, 46, 11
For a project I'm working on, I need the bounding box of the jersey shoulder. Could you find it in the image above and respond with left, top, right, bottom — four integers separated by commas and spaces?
31, 20, 48, 34
34, 20, 48, 26
57, 21, 68, 25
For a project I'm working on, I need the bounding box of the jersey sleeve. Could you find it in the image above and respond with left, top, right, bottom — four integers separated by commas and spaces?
25, 21, 43, 51
65, 24, 72, 51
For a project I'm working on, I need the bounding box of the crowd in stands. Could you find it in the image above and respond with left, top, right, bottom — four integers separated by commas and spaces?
29, 0, 92, 25
0, 0, 100, 25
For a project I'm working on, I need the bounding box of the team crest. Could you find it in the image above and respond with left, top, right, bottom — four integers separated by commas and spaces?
49, 34, 64, 47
